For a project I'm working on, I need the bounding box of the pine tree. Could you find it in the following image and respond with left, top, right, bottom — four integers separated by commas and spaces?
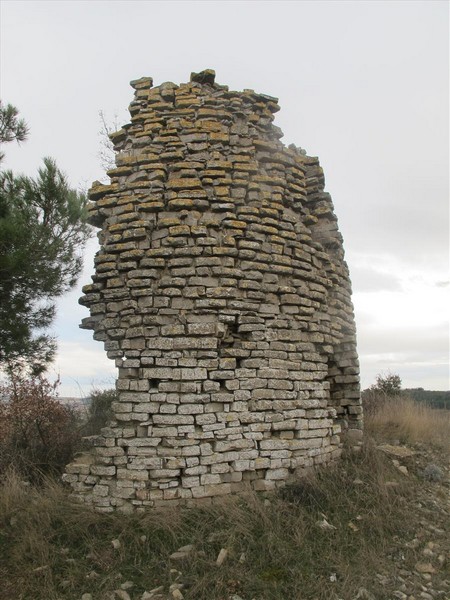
0, 101, 90, 373
0, 101, 29, 161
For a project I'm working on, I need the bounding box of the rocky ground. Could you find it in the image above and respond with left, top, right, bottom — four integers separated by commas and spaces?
73, 441, 449, 600
1, 420, 448, 600
363, 443, 449, 600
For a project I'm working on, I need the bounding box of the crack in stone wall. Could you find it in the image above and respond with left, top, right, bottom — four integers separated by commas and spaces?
63, 70, 362, 512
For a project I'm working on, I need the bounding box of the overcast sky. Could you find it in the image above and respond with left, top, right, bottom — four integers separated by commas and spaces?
1, 0, 448, 395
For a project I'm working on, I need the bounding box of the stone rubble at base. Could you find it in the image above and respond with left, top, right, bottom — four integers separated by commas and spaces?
63, 69, 362, 512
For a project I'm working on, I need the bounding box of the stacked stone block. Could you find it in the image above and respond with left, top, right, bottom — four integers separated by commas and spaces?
63, 70, 361, 512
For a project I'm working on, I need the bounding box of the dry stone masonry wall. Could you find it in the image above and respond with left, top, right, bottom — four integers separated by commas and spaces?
63, 70, 362, 512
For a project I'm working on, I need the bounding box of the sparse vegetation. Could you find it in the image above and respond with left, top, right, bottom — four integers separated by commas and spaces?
365, 392, 449, 450
0, 445, 418, 600
81, 388, 118, 436
0, 387, 448, 600
0, 373, 80, 481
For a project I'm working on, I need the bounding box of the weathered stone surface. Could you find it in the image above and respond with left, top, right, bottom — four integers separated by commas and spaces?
64, 70, 361, 511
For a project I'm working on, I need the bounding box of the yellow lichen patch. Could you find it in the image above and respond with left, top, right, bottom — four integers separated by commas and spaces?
190, 226, 208, 236
127, 181, 151, 190
109, 223, 127, 233
169, 225, 191, 236
197, 108, 231, 119
223, 220, 247, 230
234, 161, 258, 172
209, 132, 230, 142
176, 97, 202, 108
116, 154, 137, 166
168, 198, 196, 210
254, 175, 286, 187
195, 119, 225, 132
107, 166, 133, 177
123, 228, 147, 240
88, 183, 119, 200
314, 205, 333, 217
138, 202, 165, 212
213, 186, 229, 197
207, 160, 233, 170
121, 249, 144, 260
135, 154, 163, 166
202, 169, 227, 178
158, 217, 180, 227
166, 178, 202, 190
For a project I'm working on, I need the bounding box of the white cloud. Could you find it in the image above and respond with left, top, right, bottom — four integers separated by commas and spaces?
361, 356, 449, 391
351, 253, 449, 388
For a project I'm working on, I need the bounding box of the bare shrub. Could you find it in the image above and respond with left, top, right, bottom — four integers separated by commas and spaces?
0, 374, 80, 480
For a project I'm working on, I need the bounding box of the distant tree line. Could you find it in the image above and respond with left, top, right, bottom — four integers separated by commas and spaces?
402, 388, 450, 410
362, 373, 450, 411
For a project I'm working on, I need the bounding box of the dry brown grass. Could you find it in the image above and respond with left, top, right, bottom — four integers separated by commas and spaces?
364, 394, 450, 449
1, 394, 448, 600
0, 443, 419, 600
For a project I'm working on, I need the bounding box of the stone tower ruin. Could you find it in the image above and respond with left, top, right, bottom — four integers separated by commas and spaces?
64, 70, 361, 512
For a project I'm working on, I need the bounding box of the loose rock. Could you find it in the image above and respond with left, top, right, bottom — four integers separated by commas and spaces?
216, 547, 229, 566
